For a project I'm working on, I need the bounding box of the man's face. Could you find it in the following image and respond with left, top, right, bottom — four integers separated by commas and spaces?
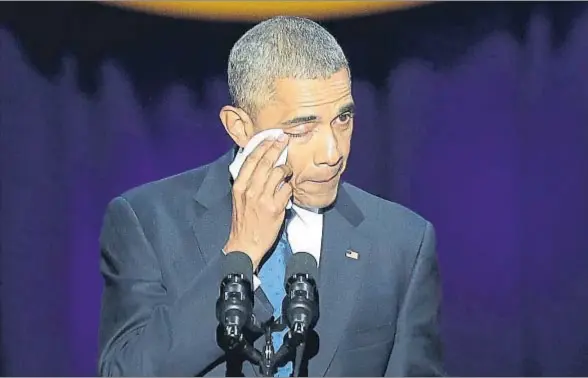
252, 69, 354, 209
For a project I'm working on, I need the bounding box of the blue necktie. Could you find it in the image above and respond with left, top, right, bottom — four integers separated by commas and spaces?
258, 219, 293, 377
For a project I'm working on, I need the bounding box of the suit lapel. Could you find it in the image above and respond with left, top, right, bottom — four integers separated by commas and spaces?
190, 149, 234, 267
307, 186, 372, 377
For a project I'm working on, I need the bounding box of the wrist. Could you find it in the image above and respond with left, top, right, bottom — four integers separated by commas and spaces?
223, 242, 261, 271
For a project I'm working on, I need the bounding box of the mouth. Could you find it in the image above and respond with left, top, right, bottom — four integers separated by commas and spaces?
306, 168, 342, 184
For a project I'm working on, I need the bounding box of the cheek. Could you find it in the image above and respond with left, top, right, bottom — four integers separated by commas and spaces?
285, 150, 307, 175
285, 148, 314, 180
336, 129, 352, 154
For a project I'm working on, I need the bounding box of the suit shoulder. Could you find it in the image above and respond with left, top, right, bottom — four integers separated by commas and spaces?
118, 163, 210, 208
342, 182, 430, 228
101, 163, 215, 242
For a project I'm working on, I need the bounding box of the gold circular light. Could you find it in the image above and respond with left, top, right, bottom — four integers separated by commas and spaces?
107, 1, 427, 22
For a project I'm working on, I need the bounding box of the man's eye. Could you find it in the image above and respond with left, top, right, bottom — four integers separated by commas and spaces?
288, 132, 310, 139
335, 112, 353, 125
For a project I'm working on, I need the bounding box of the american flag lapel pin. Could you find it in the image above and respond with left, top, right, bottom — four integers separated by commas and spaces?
345, 249, 360, 260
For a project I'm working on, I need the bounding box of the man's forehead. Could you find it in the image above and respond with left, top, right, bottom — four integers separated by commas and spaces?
272, 91, 353, 115
274, 71, 350, 91
273, 77, 351, 107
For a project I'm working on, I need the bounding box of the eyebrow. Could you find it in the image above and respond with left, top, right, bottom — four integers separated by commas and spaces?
339, 102, 355, 115
281, 115, 318, 126
281, 102, 356, 127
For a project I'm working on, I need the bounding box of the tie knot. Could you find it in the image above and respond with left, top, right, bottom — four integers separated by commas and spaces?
282, 209, 296, 240
279, 226, 289, 245
285, 208, 295, 221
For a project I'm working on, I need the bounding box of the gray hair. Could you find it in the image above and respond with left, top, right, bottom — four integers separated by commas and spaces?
227, 16, 350, 116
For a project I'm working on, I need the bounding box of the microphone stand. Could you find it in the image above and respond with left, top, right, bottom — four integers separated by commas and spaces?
259, 321, 275, 377
293, 342, 306, 378
216, 279, 300, 376
258, 318, 308, 377
218, 323, 262, 367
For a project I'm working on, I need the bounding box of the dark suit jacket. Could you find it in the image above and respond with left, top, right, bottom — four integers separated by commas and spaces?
98, 149, 445, 377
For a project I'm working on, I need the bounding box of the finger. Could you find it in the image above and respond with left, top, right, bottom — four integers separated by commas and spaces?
274, 181, 293, 207
264, 165, 293, 194
250, 135, 289, 185
234, 138, 275, 186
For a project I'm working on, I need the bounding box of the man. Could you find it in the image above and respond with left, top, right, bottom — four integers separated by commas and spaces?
98, 16, 444, 377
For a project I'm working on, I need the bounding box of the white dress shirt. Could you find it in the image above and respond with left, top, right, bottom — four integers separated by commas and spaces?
228, 148, 323, 290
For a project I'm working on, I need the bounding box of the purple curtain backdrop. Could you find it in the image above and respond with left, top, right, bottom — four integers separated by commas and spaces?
1, 1, 588, 376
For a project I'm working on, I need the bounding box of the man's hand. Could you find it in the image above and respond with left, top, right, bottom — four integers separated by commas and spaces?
224, 133, 292, 270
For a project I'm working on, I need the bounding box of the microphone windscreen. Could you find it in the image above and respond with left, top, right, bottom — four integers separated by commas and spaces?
285, 252, 318, 286
222, 251, 254, 284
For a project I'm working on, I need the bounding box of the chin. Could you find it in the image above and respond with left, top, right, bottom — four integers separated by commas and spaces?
293, 186, 339, 210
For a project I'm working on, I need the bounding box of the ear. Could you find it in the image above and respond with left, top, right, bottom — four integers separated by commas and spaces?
219, 106, 254, 148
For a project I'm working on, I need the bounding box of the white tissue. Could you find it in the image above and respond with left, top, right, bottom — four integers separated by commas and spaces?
228, 129, 292, 208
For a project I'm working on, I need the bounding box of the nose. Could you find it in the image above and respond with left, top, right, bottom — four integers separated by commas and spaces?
313, 125, 343, 167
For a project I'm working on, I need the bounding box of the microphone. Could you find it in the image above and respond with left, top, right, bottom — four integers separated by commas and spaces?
215, 251, 254, 346
282, 252, 320, 339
